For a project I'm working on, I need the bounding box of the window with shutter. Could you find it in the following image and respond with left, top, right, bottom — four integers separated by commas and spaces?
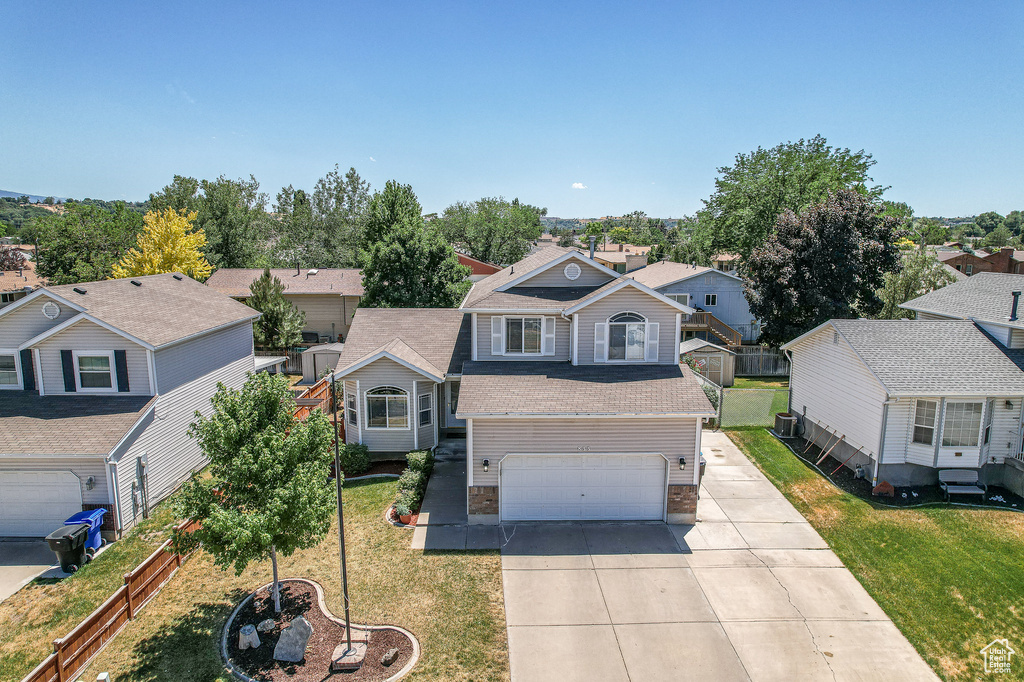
542, 317, 556, 355
490, 316, 504, 355
594, 322, 607, 363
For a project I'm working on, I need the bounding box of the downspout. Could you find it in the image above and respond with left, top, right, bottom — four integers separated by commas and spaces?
783, 349, 794, 415
106, 460, 123, 536
873, 398, 896, 487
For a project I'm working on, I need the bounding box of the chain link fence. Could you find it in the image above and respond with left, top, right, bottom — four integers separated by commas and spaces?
719, 388, 790, 427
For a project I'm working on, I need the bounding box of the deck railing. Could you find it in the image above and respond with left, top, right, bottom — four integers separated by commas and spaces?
682, 312, 742, 346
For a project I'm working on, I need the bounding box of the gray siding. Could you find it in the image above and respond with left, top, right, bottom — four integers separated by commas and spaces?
0, 293, 80, 347
657, 271, 758, 342
1010, 329, 1024, 349
415, 383, 438, 450
575, 287, 680, 365
36, 320, 152, 396
114, 352, 252, 530
789, 325, 887, 459
475, 313, 570, 361
285, 294, 359, 342
914, 311, 954, 321
345, 358, 439, 453
0, 456, 110, 507
470, 417, 699, 487
155, 321, 254, 394
517, 259, 612, 288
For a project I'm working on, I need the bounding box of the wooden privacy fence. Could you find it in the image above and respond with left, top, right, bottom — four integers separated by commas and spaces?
21, 519, 201, 682
733, 346, 790, 377
292, 377, 345, 442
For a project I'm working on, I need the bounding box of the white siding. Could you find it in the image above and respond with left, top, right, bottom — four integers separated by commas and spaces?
575, 287, 680, 364
0, 457, 110, 507
987, 397, 1021, 461
0, 294, 80, 347
114, 353, 253, 530
789, 325, 887, 458
470, 417, 699, 487
155, 321, 254, 393
517, 260, 613, 287
475, 314, 570, 361
345, 358, 436, 453
36, 320, 151, 395
975, 322, 1011, 346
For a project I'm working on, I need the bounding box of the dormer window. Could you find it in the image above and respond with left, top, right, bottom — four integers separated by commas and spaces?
506, 317, 543, 354
608, 312, 647, 361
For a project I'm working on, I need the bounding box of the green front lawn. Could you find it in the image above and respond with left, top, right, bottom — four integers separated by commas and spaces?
731, 376, 789, 389
78, 478, 508, 681
728, 429, 1024, 682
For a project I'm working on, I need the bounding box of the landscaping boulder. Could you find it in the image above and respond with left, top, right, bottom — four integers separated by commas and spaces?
256, 618, 275, 633
273, 616, 313, 663
238, 624, 261, 650
872, 480, 895, 497
381, 646, 400, 667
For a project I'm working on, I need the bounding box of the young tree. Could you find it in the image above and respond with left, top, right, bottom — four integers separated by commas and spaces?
362, 180, 423, 247
35, 202, 143, 284
608, 226, 632, 244
248, 268, 306, 349
112, 208, 213, 280
876, 248, 957, 319
176, 372, 335, 612
744, 189, 903, 346
694, 135, 886, 257
433, 196, 545, 265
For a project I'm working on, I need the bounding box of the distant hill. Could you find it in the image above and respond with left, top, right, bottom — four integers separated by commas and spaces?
0, 190, 67, 203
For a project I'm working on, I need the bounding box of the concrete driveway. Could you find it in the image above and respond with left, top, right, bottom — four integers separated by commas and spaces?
500, 430, 939, 682
0, 540, 59, 603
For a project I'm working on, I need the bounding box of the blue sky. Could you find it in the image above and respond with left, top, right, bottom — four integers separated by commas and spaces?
2, 1, 1022, 218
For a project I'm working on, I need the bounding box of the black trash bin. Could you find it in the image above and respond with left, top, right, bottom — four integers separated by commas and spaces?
46, 523, 90, 573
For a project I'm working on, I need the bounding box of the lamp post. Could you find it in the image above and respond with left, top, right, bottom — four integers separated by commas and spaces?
331, 372, 355, 659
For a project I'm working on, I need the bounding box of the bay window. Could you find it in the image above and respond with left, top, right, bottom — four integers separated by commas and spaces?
941, 402, 983, 448
366, 386, 409, 429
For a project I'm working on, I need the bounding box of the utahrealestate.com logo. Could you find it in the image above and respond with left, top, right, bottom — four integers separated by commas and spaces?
981, 639, 1015, 674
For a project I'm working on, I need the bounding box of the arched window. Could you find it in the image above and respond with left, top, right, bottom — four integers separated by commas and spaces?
608, 311, 647, 360
366, 386, 409, 429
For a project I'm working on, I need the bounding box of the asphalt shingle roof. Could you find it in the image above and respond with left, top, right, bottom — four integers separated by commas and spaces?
205, 268, 364, 297
679, 338, 735, 355
626, 260, 713, 289
457, 361, 715, 416
831, 319, 1024, 397
333, 308, 471, 376
0, 394, 155, 455
900, 272, 1024, 329
46, 274, 259, 348
462, 246, 585, 309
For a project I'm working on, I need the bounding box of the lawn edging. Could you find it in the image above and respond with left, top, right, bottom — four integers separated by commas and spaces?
220, 578, 421, 682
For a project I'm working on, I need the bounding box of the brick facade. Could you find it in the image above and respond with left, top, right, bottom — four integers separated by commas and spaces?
468, 486, 499, 515
667, 484, 698, 515
82, 503, 116, 531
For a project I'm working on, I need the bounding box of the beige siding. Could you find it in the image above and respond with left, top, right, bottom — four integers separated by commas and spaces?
475, 313, 570, 361
36, 320, 152, 396
155, 321, 254, 393
789, 325, 887, 458
286, 294, 359, 342
1009, 329, 1024, 349
0, 457, 110, 507
414, 383, 438, 450
517, 259, 613, 287
976, 322, 1011, 346
0, 293, 80, 347
115, 353, 252, 530
575, 287, 681, 364
914, 311, 955, 321
470, 417, 699, 487
345, 358, 440, 453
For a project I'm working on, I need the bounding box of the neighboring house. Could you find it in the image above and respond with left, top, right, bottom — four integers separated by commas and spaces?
1, 245, 43, 309
934, 247, 1024, 276
456, 252, 503, 282
333, 246, 715, 525
627, 260, 761, 344
583, 243, 651, 274
205, 267, 363, 343
680, 338, 736, 387
783, 319, 1024, 487
0, 274, 259, 538
711, 253, 740, 273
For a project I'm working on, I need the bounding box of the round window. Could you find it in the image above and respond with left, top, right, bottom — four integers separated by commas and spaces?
564, 263, 582, 281
42, 301, 61, 319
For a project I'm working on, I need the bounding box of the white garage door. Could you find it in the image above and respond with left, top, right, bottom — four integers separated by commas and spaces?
501, 454, 666, 521
0, 471, 83, 537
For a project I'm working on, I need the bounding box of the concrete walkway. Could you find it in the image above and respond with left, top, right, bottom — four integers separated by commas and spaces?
0, 540, 60, 603
501, 430, 940, 682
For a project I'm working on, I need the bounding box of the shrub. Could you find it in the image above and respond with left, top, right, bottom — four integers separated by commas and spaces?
339, 443, 371, 476
406, 450, 434, 476
392, 449, 435, 516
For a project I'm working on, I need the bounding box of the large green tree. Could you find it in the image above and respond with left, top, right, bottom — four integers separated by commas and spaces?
694, 135, 886, 257
982, 225, 1014, 249
744, 189, 903, 346
177, 372, 335, 612
433, 196, 545, 265
361, 182, 470, 307
975, 211, 1004, 233
35, 202, 143, 284
876, 247, 957, 319
248, 268, 306, 349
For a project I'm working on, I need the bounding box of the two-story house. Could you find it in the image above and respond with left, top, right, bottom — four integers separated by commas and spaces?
332, 246, 715, 525
205, 266, 363, 344
0, 274, 258, 538
627, 260, 762, 344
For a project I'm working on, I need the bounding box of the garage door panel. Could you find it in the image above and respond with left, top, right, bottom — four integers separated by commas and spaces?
501, 454, 666, 522
0, 471, 84, 537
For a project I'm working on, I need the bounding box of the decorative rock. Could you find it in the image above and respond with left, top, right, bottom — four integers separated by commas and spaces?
238, 624, 261, 650
256, 618, 275, 633
872, 480, 895, 497
381, 646, 400, 667
273, 616, 313, 663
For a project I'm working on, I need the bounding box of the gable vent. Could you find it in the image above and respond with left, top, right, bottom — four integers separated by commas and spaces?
73, 287, 87, 295
131, 280, 142, 286
833, 331, 840, 345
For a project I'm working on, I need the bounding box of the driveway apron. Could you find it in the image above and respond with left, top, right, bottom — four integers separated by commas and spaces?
499, 429, 939, 682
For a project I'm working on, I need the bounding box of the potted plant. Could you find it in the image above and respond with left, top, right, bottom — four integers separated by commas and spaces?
395, 500, 413, 525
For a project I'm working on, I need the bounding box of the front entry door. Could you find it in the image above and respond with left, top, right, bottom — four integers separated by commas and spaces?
445, 380, 465, 428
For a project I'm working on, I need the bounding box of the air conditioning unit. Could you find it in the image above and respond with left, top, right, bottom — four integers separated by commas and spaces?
775, 413, 797, 438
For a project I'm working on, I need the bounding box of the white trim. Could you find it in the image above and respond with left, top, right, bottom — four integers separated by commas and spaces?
572, 313, 579, 365
563, 278, 695, 315
417, 389, 433, 429
355, 379, 362, 444
629, 265, 745, 291
72, 350, 118, 393
105, 401, 157, 463
471, 312, 478, 361
0, 288, 85, 320
693, 421, 702, 486
704, 293, 718, 307
457, 282, 477, 310
462, 308, 564, 314
495, 250, 620, 292
363, 385, 412, 431
335, 349, 444, 382
0, 349, 22, 390
17, 313, 89, 350
674, 313, 682, 361
146, 349, 158, 396
433, 383, 439, 447
467, 418, 474, 487
498, 315, 546, 356
33, 348, 43, 396
456, 411, 717, 419
413, 380, 419, 450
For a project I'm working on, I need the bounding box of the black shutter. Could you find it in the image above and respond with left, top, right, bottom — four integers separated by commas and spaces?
114, 350, 130, 392
61, 350, 76, 392
19, 349, 35, 392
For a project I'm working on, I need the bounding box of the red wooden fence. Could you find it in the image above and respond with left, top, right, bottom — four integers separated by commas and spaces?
292, 377, 345, 442
21, 519, 199, 682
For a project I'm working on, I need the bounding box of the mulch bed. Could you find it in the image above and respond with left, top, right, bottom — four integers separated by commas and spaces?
227, 581, 414, 681
779, 433, 1024, 510
386, 506, 420, 527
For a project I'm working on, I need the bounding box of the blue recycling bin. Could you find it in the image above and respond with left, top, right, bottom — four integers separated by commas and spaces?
64, 509, 107, 554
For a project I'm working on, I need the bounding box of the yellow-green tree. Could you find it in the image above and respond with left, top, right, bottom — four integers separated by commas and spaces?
112, 208, 212, 280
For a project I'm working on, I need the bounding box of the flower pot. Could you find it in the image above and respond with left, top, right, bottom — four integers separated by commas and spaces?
399, 514, 412, 525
